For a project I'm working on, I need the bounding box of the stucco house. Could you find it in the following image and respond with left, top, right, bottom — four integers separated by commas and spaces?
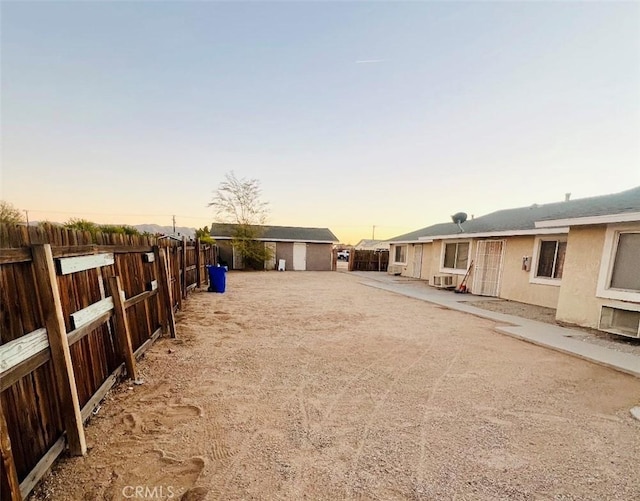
210, 224, 338, 271
354, 239, 390, 251
386, 186, 640, 338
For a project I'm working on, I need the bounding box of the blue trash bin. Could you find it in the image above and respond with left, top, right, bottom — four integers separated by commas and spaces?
207, 265, 226, 293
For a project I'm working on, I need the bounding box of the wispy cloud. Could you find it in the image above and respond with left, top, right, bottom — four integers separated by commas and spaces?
355, 59, 385, 64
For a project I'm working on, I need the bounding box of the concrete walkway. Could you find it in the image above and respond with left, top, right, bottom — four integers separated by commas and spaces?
349, 272, 640, 378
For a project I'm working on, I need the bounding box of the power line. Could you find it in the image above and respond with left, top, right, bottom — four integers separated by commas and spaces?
21, 208, 214, 221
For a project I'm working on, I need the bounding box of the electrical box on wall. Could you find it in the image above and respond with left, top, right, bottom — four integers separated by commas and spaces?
522, 256, 531, 271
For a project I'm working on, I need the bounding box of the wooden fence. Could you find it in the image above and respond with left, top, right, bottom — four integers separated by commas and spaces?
348, 249, 389, 272
0, 224, 216, 500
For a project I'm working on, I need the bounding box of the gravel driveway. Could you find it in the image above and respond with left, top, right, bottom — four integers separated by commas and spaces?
33, 272, 640, 501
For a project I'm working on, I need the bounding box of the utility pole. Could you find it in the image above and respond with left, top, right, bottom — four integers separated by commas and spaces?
372, 225, 376, 240
24, 210, 30, 226
172, 215, 176, 234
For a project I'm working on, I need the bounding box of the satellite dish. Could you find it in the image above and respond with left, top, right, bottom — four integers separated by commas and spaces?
451, 212, 467, 224
451, 212, 467, 232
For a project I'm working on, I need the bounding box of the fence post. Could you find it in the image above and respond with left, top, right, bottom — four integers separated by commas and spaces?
195, 239, 201, 288
0, 404, 22, 501
152, 246, 168, 334
157, 247, 177, 338
31, 244, 87, 456
107, 276, 138, 381
181, 236, 188, 299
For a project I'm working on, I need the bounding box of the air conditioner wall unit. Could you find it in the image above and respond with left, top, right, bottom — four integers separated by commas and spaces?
599, 306, 640, 339
432, 274, 455, 288
388, 264, 403, 275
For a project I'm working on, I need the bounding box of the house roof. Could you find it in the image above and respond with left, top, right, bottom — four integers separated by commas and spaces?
210, 223, 339, 243
354, 239, 390, 249
387, 186, 640, 243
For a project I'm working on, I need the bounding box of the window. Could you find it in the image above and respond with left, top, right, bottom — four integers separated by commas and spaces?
394, 245, 407, 263
535, 240, 567, 279
443, 242, 469, 270
597, 226, 640, 302
609, 232, 640, 292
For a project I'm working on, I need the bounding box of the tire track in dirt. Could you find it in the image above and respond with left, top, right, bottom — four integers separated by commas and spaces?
416, 346, 462, 487
212, 358, 313, 501
320, 344, 406, 424
346, 335, 439, 498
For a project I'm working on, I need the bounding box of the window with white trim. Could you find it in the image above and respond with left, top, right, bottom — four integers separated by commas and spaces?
394, 245, 407, 263
535, 239, 567, 279
608, 232, 640, 292
442, 242, 469, 270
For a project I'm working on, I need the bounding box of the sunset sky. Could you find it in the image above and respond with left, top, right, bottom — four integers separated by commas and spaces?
2, 1, 639, 244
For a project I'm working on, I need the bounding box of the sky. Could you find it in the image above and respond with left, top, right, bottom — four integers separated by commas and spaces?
1, 1, 639, 244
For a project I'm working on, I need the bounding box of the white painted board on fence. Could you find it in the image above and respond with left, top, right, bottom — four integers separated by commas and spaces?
143, 253, 155, 263
147, 280, 158, 291
278, 259, 286, 271
70, 297, 114, 330
0, 328, 49, 375
57, 253, 115, 275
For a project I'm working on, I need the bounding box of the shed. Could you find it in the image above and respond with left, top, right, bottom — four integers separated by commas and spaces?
210, 224, 339, 271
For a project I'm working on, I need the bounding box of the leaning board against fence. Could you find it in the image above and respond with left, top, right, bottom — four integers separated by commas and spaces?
0, 224, 216, 501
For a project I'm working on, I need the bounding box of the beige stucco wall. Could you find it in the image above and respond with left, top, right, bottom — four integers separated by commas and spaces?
420, 243, 434, 281
401, 244, 415, 277
428, 240, 471, 289
391, 243, 434, 278
493, 236, 560, 308
555, 226, 607, 328
388, 243, 408, 275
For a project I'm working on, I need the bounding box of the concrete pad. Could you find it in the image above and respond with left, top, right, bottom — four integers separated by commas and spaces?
355, 273, 640, 379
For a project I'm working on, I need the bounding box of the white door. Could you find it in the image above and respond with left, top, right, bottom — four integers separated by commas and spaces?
265, 242, 277, 270
412, 245, 423, 278
472, 240, 504, 296
293, 243, 307, 271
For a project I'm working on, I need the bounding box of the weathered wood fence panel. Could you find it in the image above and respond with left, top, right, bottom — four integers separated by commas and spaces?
0, 223, 217, 500
348, 249, 390, 272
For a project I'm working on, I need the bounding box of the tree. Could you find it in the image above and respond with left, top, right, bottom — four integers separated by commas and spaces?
65, 218, 99, 233
0, 201, 25, 224
208, 171, 272, 268
65, 218, 140, 236
208, 171, 269, 226
195, 226, 215, 244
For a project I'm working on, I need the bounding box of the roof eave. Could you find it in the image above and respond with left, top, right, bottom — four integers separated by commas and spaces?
535, 211, 640, 228
211, 236, 337, 243
417, 227, 570, 241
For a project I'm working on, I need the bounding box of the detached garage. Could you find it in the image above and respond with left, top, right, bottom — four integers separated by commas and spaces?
210, 224, 339, 271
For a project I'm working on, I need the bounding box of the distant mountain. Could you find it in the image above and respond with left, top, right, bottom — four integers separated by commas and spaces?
134, 224, 197, 238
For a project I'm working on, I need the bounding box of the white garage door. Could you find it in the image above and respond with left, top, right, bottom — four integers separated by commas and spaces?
293, 243, 307, 271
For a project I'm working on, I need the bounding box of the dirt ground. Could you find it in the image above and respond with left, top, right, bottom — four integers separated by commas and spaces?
31, 272, 640, 500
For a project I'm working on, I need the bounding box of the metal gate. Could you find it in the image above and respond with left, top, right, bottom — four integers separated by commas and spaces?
472, 240, 505, 296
